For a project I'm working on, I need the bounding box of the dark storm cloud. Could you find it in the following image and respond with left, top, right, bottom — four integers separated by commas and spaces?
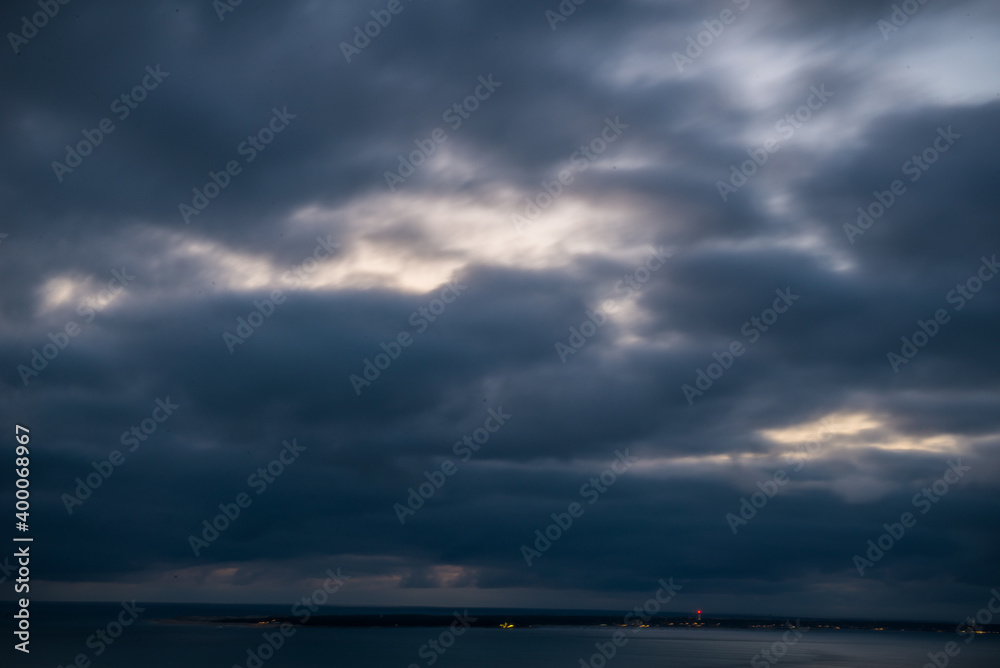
1, 0, 999, 619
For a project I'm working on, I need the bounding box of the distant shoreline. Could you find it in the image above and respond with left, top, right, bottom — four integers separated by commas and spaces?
157, 613, 1000, 634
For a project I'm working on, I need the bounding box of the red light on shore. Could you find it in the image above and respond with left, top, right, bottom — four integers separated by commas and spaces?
697, 610, 702, 614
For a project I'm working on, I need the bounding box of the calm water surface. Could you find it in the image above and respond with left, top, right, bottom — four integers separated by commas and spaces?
16, 603, 1000, 668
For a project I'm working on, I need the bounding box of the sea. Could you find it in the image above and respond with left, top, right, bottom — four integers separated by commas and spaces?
8, 603, 999, 668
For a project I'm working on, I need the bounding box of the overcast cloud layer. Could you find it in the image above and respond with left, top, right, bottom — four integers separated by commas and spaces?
1, 0, 999, 621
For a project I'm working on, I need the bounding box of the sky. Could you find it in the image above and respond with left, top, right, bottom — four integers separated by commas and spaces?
1, 0, 999, 622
